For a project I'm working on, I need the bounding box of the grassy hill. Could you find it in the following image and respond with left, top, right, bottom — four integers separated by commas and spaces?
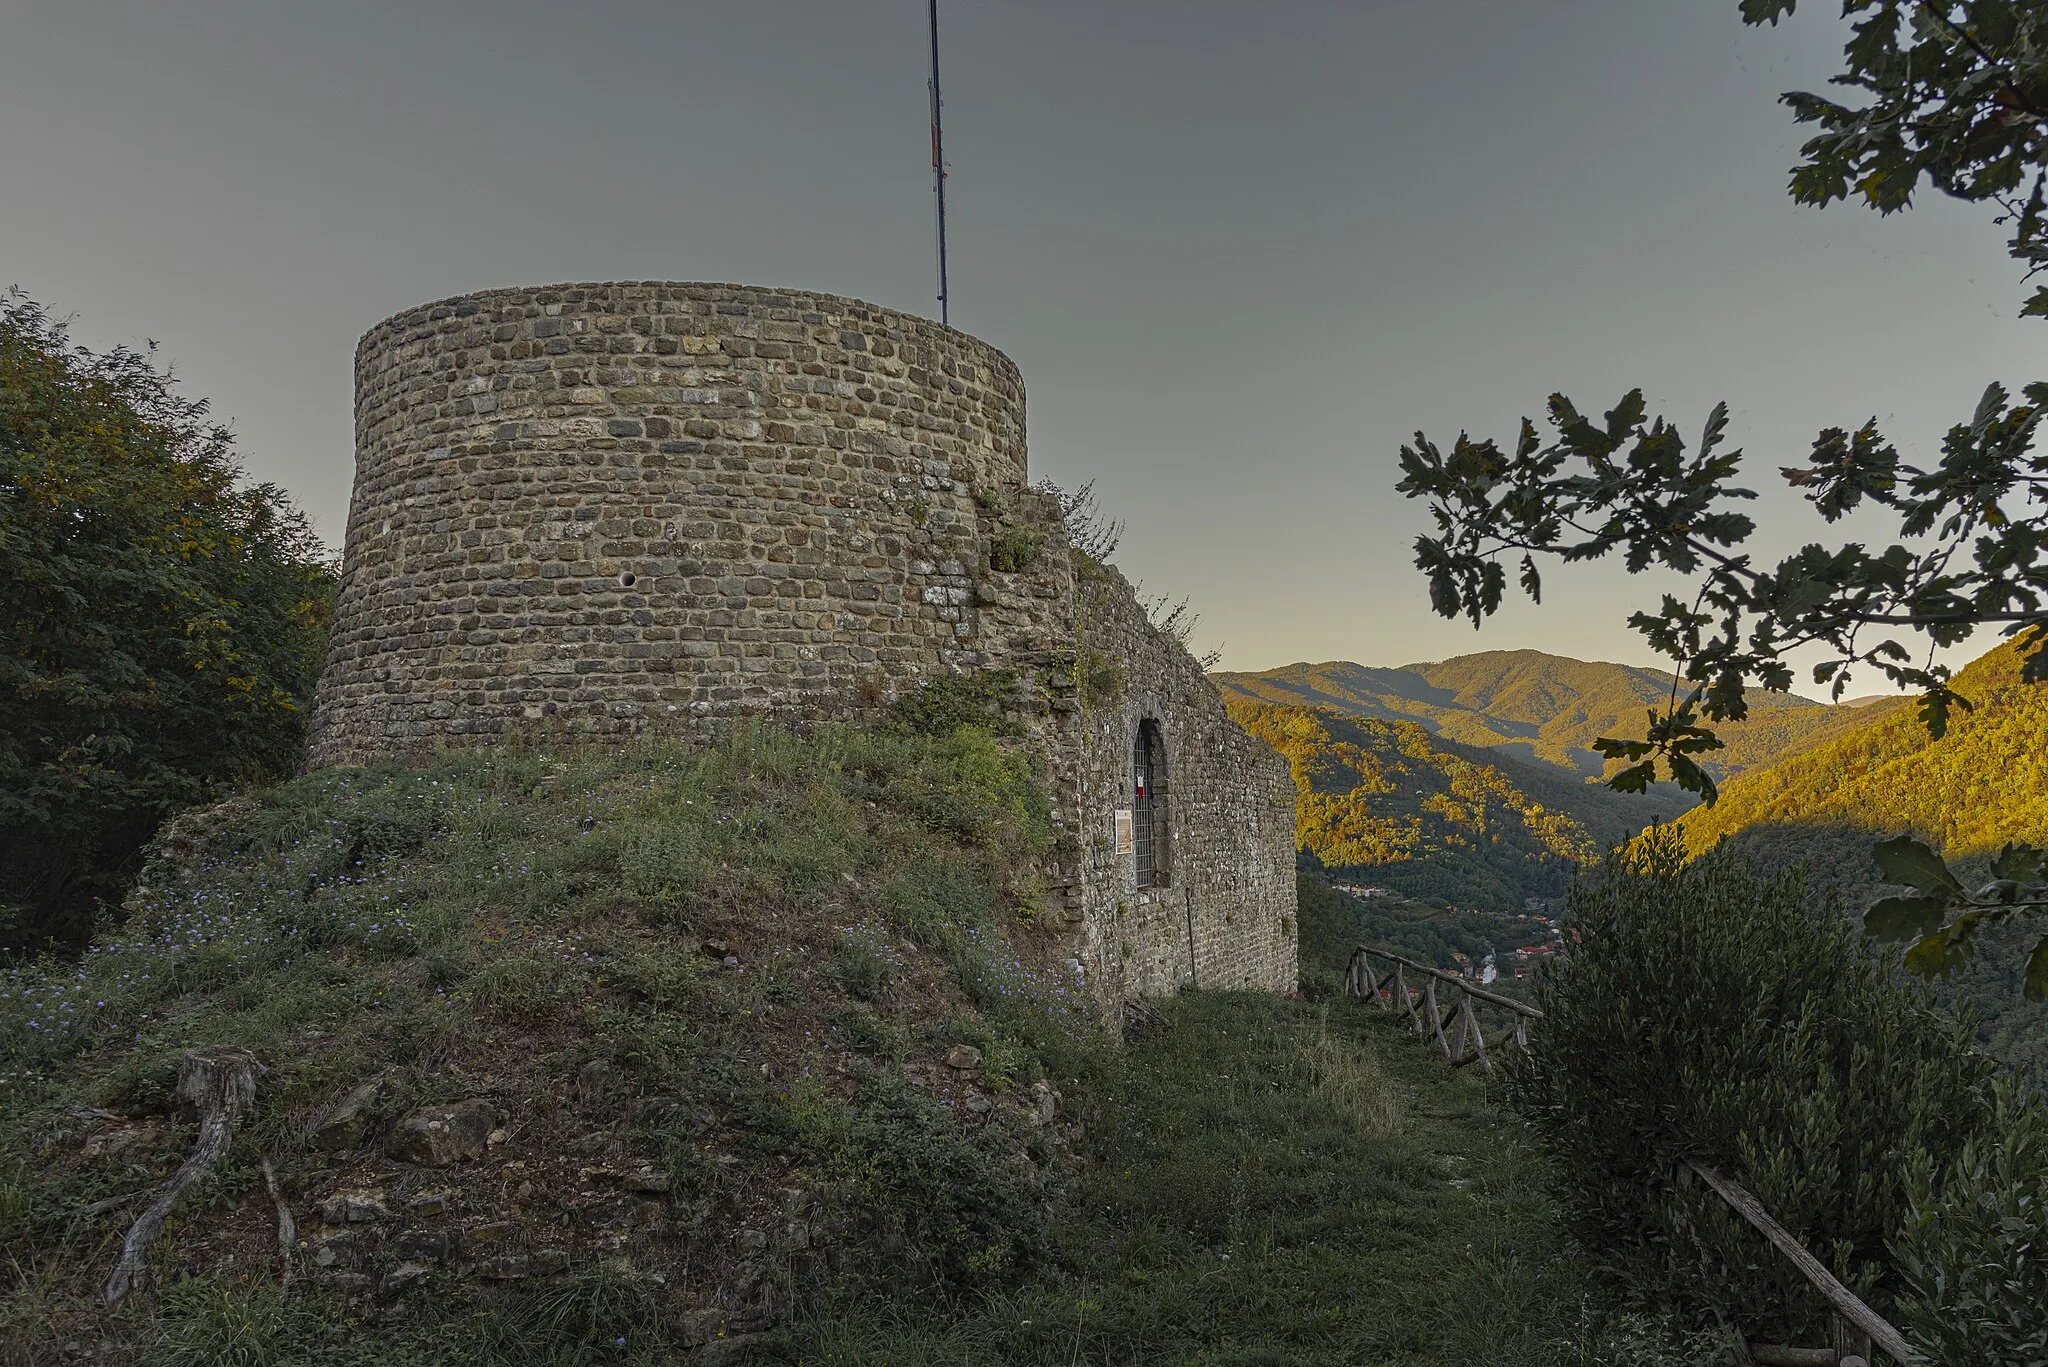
1215, 650, 1897, 782
1228, 700, 1690, 911
0, 723, 1719, 1366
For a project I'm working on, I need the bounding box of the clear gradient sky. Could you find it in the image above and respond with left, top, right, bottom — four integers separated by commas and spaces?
5, 1, 2043, 685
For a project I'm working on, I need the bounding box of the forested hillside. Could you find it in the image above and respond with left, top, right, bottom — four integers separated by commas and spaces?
1215, 650, 1895, 781
1672, 639, 2048, 859
1227, 700, 1687, 910
1664, 639, 2048, 1074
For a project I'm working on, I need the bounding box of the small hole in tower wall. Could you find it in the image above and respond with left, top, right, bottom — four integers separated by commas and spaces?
620, 573, 637, 587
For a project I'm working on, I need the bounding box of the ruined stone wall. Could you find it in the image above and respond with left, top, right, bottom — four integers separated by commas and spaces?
968, 493, 1297, 1003
308, 283, 1021, 767
1062, 565, 1297, 1000
309, 282, 1296, 1000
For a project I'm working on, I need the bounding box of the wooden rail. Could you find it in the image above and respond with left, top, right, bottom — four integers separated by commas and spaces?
1342, 945, 1539, 1078
1684, 1162, 1918, 1366
1339, 944, 1920, 1364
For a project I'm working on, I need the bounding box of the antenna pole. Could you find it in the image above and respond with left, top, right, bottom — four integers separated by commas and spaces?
928, 0, 949, 325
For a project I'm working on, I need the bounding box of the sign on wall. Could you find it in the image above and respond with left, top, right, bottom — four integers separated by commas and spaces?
1114, 808, 1134, 855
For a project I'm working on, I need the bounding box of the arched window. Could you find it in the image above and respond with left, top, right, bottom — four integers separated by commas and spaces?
1132, 719, 1169, 888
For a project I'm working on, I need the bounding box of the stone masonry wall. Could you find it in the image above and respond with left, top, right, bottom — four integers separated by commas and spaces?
309, 282, 1296, 1002
1062, 564, 1297, 1001
966, 492, 1298, 1005
308, 283, 1022, 767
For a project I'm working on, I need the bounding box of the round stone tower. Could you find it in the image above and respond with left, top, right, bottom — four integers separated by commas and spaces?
307, 282, 1026, 767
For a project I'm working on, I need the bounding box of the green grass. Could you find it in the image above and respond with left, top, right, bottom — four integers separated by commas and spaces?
775, 991, 1732, 1367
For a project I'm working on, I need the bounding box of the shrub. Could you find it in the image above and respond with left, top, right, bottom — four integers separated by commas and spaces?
988, 528, 1042, 573
889, 670, 1020, 737
1515, 832, 1999, 1340
1892, 1075, 2048, 1365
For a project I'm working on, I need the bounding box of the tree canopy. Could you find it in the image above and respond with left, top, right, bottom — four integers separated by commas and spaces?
1395, 2, 2048, 993
0, 292, 333, 953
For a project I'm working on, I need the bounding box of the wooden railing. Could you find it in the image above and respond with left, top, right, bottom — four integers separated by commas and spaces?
1341, 944, 1919, 1365
1341, 945, 1540, 1078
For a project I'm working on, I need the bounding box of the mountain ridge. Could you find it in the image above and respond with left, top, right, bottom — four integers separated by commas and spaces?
1214, 649, 1903, 782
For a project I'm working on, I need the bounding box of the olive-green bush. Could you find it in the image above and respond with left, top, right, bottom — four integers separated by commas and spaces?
1514, 833, 1999, 1342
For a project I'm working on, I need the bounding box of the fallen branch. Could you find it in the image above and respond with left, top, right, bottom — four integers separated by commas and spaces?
103, 1046, 264, 1305
259, 1155, 295, 1290
77, 1190, 147, 1220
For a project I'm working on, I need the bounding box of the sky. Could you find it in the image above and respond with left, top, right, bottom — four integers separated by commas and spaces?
6, 0, 2044, 687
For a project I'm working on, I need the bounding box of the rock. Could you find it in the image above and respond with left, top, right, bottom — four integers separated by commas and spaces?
308, 1076, 390, 1152
700, 1333, 772, 1364
963, 1092, 994, 1116
624, 1168, 671, 1194
631, 1095, 678, 1126
386, 1101, 495, 1166
305, 1230, 358, 1268
476, 1248, 569, 1280
733, 1227, 769, 1255
317, 1189, 392, 1224
1029, 1081, 1059, 1125
81, 1125, 160, 1160
945, 1044, 983, 1071
314, 1270, 375, 1297
577, 1058, 616, 1101
405, 1188, 457, 1217
377, 1261, 431, 1299
487, 1128, 508, 1149
395, 1228, 459, 1262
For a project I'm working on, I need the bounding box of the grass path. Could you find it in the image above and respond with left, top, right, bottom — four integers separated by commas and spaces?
784, 991, 1716, 1367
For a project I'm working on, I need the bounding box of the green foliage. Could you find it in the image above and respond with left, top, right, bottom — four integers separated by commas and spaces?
1756, 3, 2048, 305
831, 918, 903, 1001
0, 293, 334, 954
1893, 1075, 2048, 1366
511, 1263, 669, 1364
1048, 648, 1126, 706
1516, 832, 2002, 1340
987, 528, 1042, 573
883, 858, 995, 951
1863, 831, 2048, 998
890, 669, 1020, 737
1294, 873, 1366, 977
